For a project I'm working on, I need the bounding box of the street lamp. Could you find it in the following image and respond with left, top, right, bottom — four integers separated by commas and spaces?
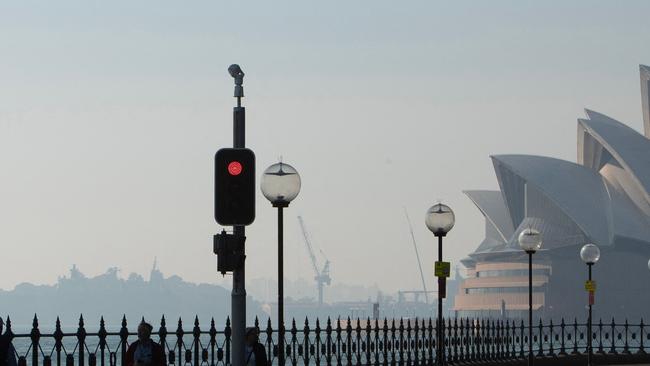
425, 203, 455, 366
518, 228, 542, 366
580, 243, 600, 366
261, 161, 301, 366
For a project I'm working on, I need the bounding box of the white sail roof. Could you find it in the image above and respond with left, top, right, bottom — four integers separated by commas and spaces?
492, 154, 612, 247
578, 109, 650, 203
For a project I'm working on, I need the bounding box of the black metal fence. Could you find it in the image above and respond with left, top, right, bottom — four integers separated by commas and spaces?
4, 315, 650, 365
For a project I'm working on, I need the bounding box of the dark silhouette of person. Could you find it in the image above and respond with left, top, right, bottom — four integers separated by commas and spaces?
125, 322, 165, 366
244, 327, 267, 366
0, 317, 17, 366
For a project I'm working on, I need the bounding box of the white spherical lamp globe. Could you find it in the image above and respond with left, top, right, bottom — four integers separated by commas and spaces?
425, 203, 455, 236
580, 244, 600, 265
518, 228, 542, 253
260, 162, 301, 207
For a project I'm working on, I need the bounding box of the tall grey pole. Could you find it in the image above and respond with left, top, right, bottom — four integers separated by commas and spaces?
437, 234, 444, 366
528, 251, 533, 366
587, 263, 594, 366
278, 206, 285, 365
230, 65, 246, 366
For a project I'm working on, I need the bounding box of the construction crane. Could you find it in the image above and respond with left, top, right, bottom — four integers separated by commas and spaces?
297, 216, 331, 306
404, 208, 429, 304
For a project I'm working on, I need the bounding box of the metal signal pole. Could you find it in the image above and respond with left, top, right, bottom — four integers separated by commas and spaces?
229, 64, 246, 366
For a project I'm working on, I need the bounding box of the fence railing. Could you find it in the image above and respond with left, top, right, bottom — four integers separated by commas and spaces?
3, 315, 650, 365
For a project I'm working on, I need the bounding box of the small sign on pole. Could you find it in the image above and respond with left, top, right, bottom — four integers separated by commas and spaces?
585, 280, 596, 292
435, 261, 451, 278
589, 291, 595, 305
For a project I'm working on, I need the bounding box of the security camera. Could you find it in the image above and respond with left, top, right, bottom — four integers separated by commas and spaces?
228, 64, 244, 78
228, 64, 244, 98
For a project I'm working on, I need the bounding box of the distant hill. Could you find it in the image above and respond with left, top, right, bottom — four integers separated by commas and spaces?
0, 263, 266, 330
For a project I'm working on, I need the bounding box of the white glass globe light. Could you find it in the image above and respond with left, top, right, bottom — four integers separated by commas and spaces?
425, 203, 455, 236
260, 162, 301, 207
580, 244, 600, 264
518, 228, 542, 253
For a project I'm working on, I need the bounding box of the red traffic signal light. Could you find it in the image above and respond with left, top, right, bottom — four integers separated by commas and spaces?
227, 161, 243, 176
215, 148, 255, 225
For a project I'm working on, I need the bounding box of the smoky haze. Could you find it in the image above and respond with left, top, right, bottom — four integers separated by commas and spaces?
1, 1, 650, 300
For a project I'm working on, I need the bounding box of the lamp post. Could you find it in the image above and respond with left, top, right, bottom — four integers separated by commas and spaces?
580, 243, 600, 366
261, 161, 301, 366
518, 228, 542, 366
425, 203, 455, 366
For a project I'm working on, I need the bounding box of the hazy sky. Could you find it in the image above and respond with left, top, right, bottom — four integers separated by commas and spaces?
2, 1, 650, 295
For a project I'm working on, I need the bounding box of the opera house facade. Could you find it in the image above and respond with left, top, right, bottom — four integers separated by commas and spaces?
453, 65, 650, 320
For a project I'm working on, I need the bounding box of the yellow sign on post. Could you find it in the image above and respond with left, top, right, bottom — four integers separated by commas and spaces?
435, 261, 451, 278
585, 280, 596, 292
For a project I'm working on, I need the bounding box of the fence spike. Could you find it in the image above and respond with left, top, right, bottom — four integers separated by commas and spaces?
265, 317, 272, 338
225, 317, 231, 364
470, 318, 476, 361
609, 317, 616, 354
209, 317, 216, 338
193, 315, 201, 338
76, 314, 87, 366
597, 318, 604, 354
623, 318, 630, 354
159, 315, 168, 346
548, 319, 554, 356
639, 318, 646, 354
502, 318, 507, 359
453, 317, 459, 362
559, 318, 566, 356
458, 318, 465, 361
119, 315, 129, 366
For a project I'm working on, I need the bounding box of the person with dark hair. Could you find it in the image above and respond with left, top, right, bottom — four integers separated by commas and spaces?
244, 327, 267, 366
0, 317, 17, 366
125, 322, 165, 366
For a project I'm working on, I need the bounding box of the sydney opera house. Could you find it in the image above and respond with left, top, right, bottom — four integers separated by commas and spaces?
453, 65, 650, 320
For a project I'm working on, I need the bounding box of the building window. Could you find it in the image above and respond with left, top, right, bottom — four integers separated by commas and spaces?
465, 286, 545, 294
476, 268, 550, 278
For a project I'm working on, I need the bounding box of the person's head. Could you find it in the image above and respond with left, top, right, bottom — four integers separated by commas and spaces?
137, 322, 153, 342
245, 327, 259, 346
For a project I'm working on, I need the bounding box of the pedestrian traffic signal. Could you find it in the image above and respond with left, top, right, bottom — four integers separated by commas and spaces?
213, 230, 245, 274
215, 148, 255, 225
